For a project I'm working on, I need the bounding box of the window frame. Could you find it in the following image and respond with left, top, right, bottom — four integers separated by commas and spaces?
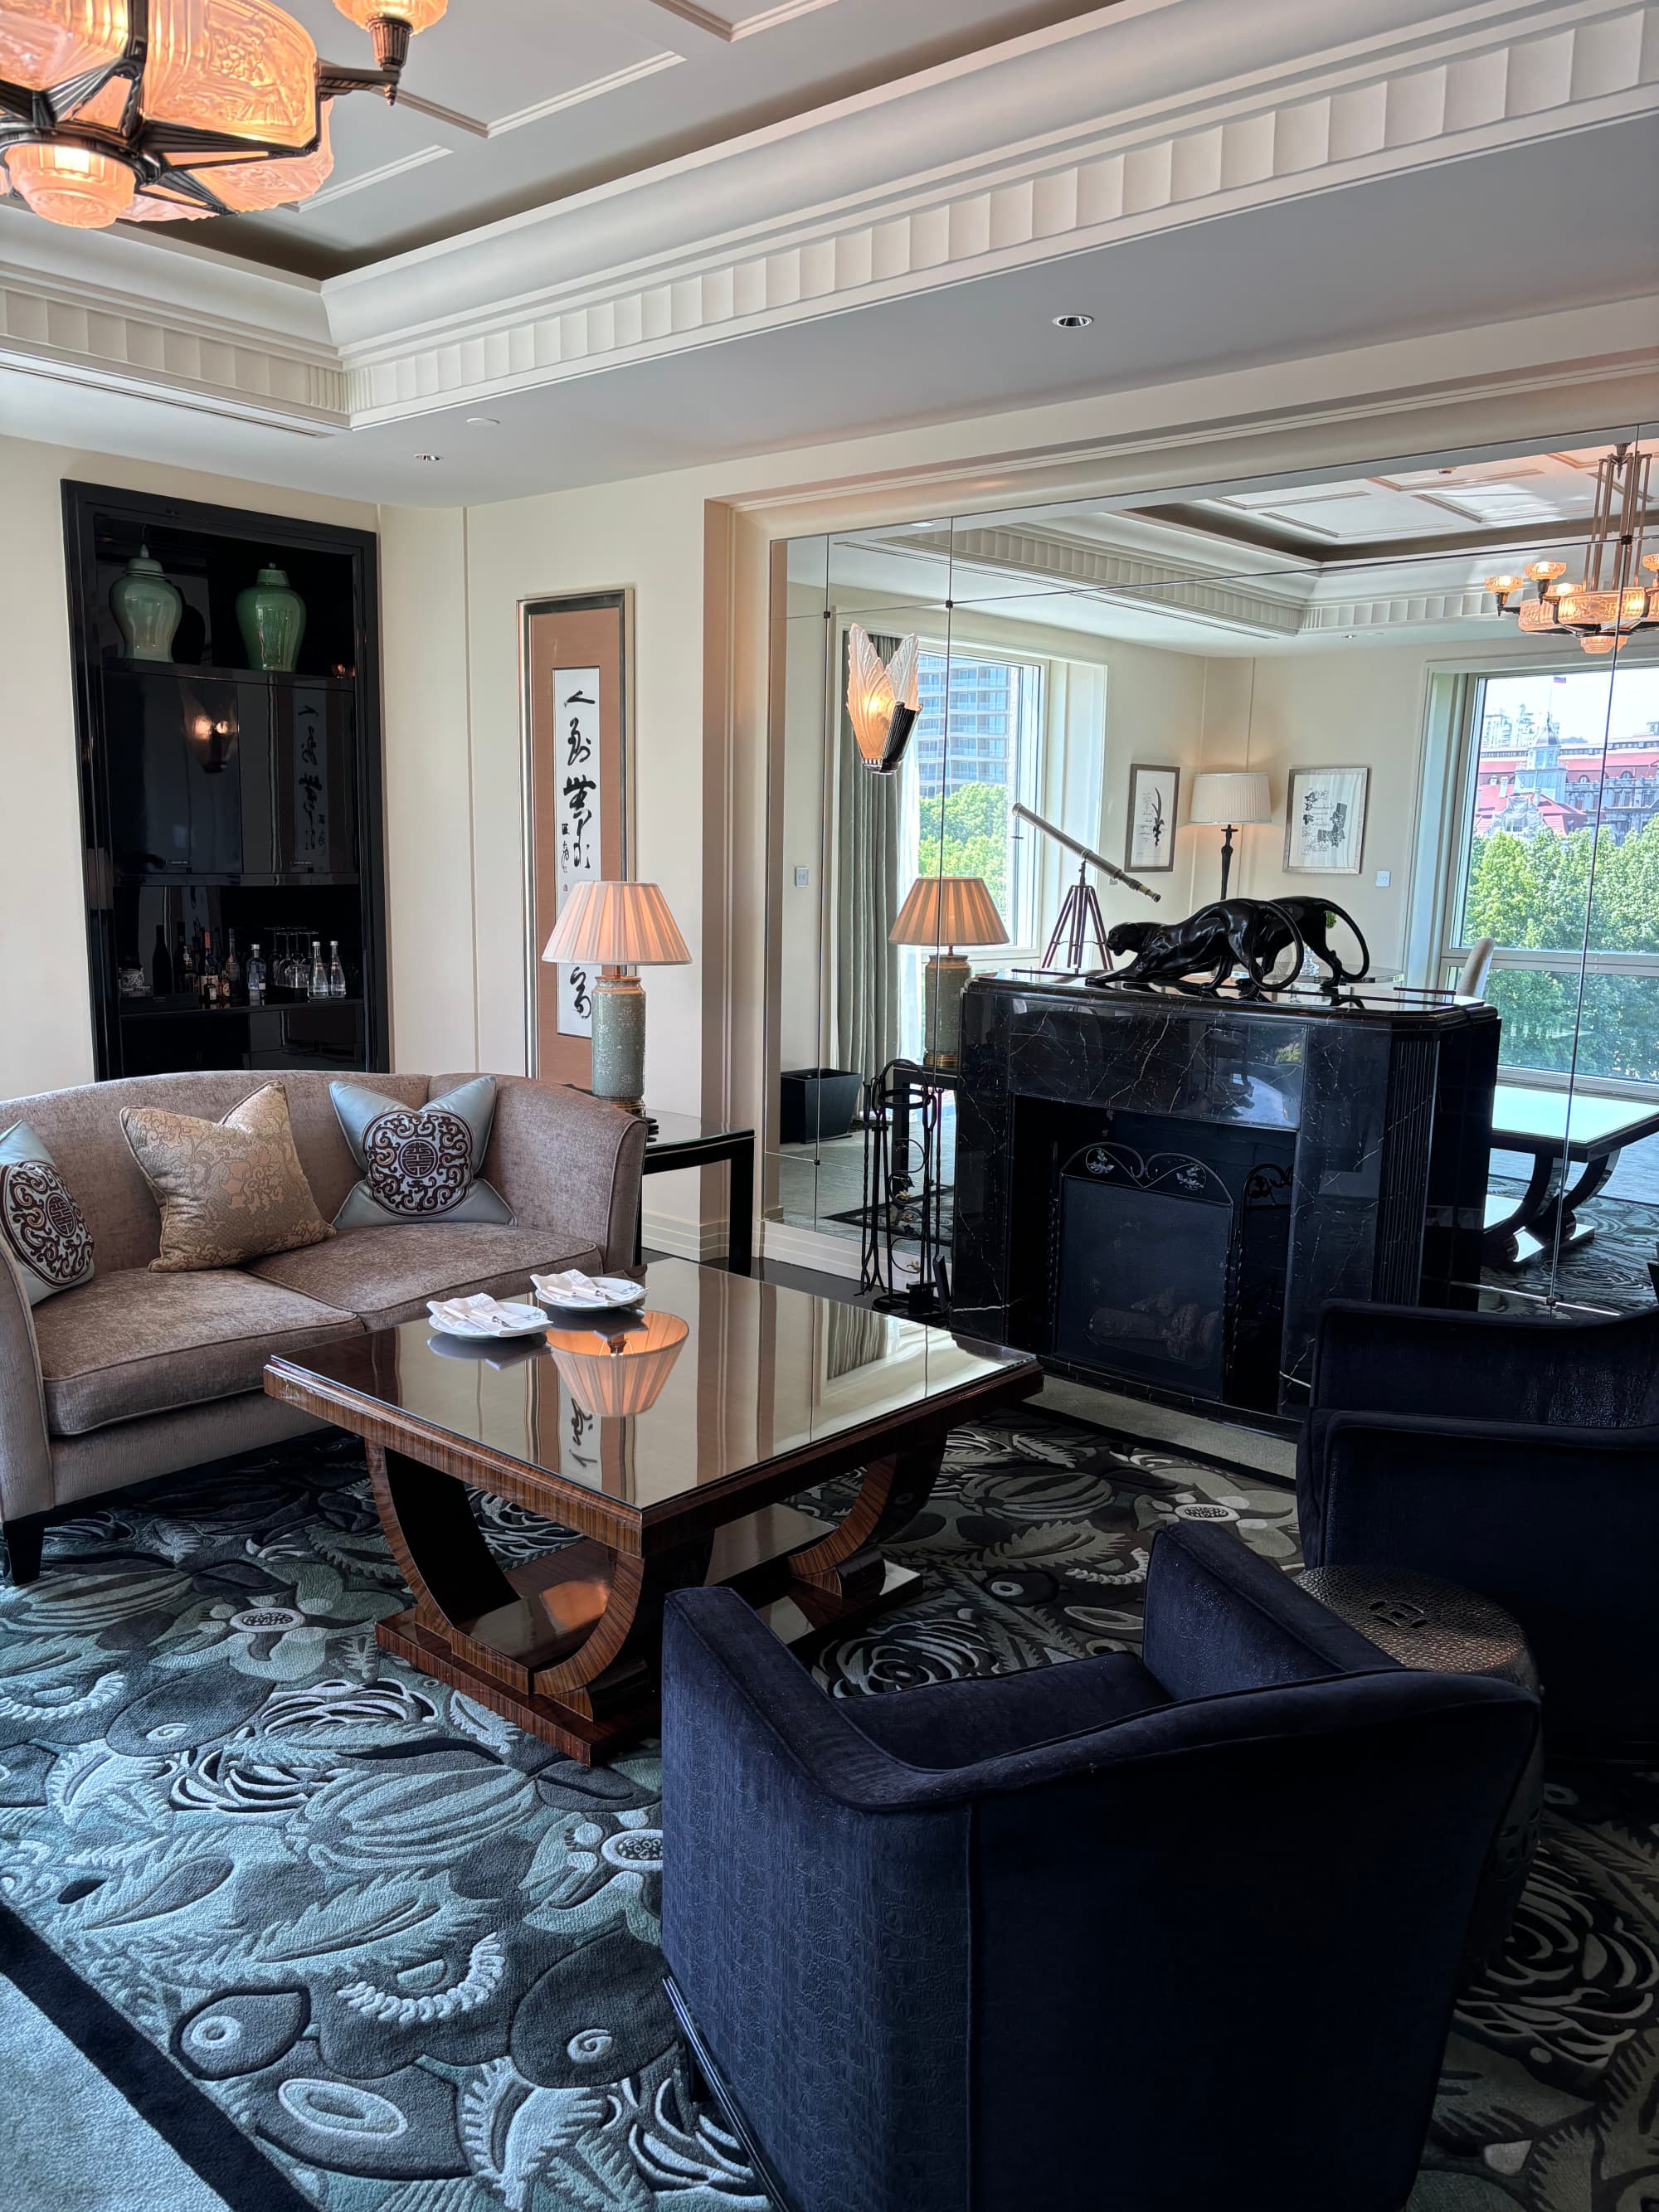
1437, 661, 1659, 1102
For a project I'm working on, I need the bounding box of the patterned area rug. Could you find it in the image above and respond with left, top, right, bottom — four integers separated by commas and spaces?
1, 1414, 1655, 2212
1483, 1183, 1659, 1315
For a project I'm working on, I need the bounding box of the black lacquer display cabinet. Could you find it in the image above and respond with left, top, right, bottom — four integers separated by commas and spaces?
63, 481, 388, 1082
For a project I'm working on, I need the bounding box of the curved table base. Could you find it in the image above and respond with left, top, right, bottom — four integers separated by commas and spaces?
367, 1438, 943, 1763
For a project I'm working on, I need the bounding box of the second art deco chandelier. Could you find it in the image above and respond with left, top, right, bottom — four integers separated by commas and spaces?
0, 0, 448, 230
1486, 442, 1658, 657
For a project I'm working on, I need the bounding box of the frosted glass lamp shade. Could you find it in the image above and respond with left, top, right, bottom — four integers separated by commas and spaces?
335, 0, 446, 27
847, 625, 921, 773
145, 0, 318, 144
0, 0, 130, 90
1188, 773, 1273, 828
889, 875, 1008, 950
2, 141, 134, 226
546, 1312, 689, 1420
541, 881, 691, 969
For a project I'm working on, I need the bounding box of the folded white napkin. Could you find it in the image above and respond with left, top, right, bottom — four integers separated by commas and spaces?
427, 1293, 543, 1335
533, 1270, 644, 1305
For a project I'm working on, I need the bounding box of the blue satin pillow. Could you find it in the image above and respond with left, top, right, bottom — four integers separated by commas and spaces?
329, 1077, 514, 1232
0, 1121, 95, 1305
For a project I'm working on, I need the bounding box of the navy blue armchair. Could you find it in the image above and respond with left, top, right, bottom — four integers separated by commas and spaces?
1297, 1301, 1659, 1742
660, 1522, 1536, 2212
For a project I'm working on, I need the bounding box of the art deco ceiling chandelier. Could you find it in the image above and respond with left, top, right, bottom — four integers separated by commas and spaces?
1486, 442, 1658, 657
0, 0, 447, 229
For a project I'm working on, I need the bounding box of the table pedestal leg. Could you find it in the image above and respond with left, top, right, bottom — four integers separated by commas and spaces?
368, 1445, 708, 1762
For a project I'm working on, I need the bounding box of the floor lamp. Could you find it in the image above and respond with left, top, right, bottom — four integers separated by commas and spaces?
1188, 772, 1273, 899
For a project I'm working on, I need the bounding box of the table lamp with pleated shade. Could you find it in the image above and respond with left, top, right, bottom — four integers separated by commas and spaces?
542, 880, 690, 1111
545, 1311, 689, 1420
1188, 771, 1273, 898
889, 873, 1009, 1068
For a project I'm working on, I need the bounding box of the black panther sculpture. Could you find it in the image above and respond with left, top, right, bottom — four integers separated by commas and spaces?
1098, 896, 1369, 996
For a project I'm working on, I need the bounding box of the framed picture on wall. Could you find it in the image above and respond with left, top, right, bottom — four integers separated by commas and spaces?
1125, 763, 1180, 873
522, 589, 634, 1083
1284, 766, 1368, 873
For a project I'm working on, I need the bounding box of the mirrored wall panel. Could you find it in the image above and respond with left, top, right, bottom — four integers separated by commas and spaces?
766, 427, 1659, 1381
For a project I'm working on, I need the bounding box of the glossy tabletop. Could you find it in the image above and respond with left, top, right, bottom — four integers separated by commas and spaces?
1492, 1082, 1659, 1154
269, 1258, 1033, 1520
644, 1108, 755, 1155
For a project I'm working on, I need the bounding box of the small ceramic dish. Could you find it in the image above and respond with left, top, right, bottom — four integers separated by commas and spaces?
426, 1297, 551, 1339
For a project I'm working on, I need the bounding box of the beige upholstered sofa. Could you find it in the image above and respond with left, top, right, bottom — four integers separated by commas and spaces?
0, 1071, 645, 1582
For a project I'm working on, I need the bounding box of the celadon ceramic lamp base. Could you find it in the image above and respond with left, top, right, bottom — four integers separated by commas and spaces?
591, 975, 648, 1110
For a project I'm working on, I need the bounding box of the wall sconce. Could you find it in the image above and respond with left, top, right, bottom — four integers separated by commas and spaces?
846, 625, 921, 773
182, 690, 238, 775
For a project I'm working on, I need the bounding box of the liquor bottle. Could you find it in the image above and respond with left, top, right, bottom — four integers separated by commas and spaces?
150, 925, 173, 998
199, 930, 221, 1009
328, 941, 347, 998
223, 931, 242, 1001
246, 943, 266, 1006
179, 936, 196, 995
309, 938, 328, 998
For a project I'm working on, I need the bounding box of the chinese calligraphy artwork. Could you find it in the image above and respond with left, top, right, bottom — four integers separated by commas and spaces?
523, 591, 632, 1085
1283, 766, 1369, 874
553, 667, 602, 1036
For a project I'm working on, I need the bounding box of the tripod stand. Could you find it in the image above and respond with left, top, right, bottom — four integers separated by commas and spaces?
1042, 858, 1112, 971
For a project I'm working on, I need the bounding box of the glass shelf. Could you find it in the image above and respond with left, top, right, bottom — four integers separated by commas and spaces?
104, 658, 358, 690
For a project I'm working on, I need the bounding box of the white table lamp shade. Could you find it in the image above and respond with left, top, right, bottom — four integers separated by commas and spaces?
1188, 771, 1273, 827
889, 874, 1009, 948
541, 880, 691, 967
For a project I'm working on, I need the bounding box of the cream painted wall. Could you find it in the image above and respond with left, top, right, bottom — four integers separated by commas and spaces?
1213, 633, 1561, 975
0, 435, 376, 1101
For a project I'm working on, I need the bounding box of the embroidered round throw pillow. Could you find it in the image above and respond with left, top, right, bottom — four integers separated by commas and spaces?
330, 1076, 513, 1231
0, 1121, 95, 1307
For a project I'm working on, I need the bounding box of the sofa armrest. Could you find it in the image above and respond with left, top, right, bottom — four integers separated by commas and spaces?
476, 1077, 647, 1267
0, 1243, 52, 1526
1141, 1522, 1396, 1699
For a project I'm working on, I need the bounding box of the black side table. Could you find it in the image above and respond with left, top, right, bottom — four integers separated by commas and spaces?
1299, 1566, 1543, 1976
640, 1110, 756, 1275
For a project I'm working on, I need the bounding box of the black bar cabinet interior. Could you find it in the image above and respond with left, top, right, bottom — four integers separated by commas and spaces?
63, 481, 388, 1081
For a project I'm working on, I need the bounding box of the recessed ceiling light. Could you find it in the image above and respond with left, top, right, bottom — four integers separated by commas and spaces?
1053, 312, 1094, 329
466, 416, 499, 427
414, 453, 442, 463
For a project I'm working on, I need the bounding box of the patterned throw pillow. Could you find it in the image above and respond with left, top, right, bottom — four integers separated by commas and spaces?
0, 1121, 95, 1306
121, 1083, 334, 1272
330, 1076, 513, 1232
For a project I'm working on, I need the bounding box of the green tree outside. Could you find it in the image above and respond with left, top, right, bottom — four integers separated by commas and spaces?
917, 781, 1009, 914
1464, 817, 1659, 1082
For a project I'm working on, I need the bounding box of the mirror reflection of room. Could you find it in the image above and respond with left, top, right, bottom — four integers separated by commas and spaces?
769, 435, 1659, 1330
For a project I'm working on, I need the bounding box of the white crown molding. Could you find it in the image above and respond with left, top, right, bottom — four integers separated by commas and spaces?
332, 0, 1659, 421
0, 0, 1652, 435
649, 0, 839, 38
488, 52, 684, 137
294, 146, 451, 214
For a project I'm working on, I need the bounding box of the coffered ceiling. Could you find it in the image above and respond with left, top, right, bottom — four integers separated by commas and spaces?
203, 0, 1106, 275
0, 0, 1655, 506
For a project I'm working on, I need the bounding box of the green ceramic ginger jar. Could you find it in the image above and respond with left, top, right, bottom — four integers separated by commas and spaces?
109, 545, 182, 663
236, 562, 307, 672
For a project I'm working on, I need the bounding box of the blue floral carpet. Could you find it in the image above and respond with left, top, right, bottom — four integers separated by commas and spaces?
0, 1413, 1654, 2212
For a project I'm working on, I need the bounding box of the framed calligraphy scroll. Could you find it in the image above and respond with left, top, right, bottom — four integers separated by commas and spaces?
522, 590, 634, 1084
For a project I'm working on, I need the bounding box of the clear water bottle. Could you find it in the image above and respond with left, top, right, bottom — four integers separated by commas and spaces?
309, 937, 328, 998
328, 941, 347, 998
246, 942, 265, 1005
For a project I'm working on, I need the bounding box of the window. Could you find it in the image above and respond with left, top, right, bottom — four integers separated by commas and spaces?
899, 646, 1044, 1061
1442, 668, 1659, 1090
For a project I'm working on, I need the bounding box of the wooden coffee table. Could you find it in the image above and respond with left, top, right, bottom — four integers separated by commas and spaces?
265, 1258, 1041, 1762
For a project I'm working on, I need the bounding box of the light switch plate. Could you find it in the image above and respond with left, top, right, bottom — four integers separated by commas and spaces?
1374, 868, 1391, 887
795, 865, 810, 887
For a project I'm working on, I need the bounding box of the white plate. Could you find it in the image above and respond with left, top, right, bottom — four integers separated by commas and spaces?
532, 1273, 648, 1311
426, 1300, 550, 1339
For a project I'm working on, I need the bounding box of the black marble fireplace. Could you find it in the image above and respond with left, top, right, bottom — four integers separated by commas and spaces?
952, 976, 1498, 1417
